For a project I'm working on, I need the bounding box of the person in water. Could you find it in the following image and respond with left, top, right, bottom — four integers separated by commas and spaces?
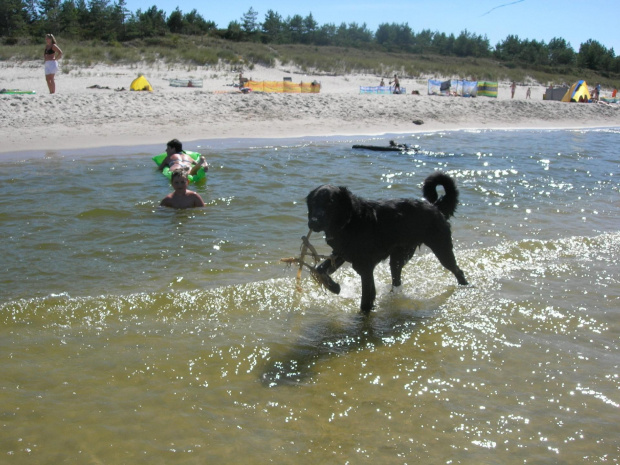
44, 34, 63, 94
389, 140, 409, 149
160, 169, 206, 209
389, 140, 419, 153
158, 139, 208, 175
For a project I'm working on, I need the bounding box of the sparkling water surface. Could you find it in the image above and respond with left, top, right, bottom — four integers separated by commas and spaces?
1, 128, 618, 463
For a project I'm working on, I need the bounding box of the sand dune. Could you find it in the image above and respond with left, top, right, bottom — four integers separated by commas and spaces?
1, 60, 618, 155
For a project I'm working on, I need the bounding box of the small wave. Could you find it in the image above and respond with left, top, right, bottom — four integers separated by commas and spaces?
3, 232, 617, 328
77, 208, 134, 219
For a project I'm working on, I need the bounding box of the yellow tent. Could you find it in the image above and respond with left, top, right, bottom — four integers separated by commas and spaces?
561, 80, 590, 102
130, 75, 153, 91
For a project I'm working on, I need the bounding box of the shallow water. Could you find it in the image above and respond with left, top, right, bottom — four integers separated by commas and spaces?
1, 129, 619, 463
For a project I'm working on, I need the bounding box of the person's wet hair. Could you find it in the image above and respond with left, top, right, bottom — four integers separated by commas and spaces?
170, 168, 189, 182
167, 139, 183, 153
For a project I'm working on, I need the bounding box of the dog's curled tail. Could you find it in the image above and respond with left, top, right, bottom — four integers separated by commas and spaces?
422, 171, 460, 219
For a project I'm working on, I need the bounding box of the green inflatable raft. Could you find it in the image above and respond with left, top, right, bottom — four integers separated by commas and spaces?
152, 151, 207, 183
0, 89, 36, 94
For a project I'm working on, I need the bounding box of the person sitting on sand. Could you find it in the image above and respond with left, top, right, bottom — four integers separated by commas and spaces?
158, 139, 208, 175
160, 169, 206, 209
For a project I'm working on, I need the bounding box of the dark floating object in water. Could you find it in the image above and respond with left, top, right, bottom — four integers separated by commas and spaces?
352, 145, 404, 152
352, 140, 419, 152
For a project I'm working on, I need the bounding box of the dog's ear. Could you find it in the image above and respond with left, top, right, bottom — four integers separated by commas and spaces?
329, 186, 354, 230
305, 186, 319, 205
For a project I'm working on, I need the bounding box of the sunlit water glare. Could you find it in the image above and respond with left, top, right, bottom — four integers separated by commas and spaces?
1, 128, 618, 463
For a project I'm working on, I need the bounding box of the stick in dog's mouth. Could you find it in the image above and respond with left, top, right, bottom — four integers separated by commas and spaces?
280, 230, 340, 293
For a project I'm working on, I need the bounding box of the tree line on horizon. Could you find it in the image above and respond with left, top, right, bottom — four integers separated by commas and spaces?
1, 0, 618, 75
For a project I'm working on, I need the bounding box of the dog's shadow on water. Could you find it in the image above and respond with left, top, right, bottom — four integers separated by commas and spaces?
260, 289, 454, 387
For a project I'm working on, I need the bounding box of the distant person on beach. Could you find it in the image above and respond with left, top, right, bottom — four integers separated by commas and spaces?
158, 139, 208, 175
390, 75, 401, 94
160, 170, 205, 209
44, 34, 63, 94
526, 87, 531, 99
510, 81, 516, 99
239, 72, 248, 88
379, 78, 385, 86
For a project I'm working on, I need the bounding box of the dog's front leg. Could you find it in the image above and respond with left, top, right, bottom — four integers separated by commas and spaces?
316, 255, 344, 275
315, 255, 344, 294
356, 266, 377, 314
389, 248, 416, 289
389, 253, 406, 288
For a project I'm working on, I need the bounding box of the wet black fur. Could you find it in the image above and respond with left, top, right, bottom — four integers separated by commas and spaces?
306, 171, 468, 313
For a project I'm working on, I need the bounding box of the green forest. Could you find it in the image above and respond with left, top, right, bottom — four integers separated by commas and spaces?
1, 0, 619, 79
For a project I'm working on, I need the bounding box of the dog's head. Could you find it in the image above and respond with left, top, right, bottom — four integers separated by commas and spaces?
306, 184, 353, 234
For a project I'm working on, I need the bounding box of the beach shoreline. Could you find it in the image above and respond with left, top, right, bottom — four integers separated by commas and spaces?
2, 60, 619, 156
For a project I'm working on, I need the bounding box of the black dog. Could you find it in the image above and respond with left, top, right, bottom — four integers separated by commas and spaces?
306, 172, 468, 313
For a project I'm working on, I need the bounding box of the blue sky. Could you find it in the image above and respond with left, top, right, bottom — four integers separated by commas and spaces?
123, 0, 619, 53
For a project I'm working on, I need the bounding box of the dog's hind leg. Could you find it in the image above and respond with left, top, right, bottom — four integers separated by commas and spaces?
429, 243, 468, 286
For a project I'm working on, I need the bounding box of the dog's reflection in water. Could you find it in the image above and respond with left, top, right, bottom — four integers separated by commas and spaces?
260, 290, 454, 387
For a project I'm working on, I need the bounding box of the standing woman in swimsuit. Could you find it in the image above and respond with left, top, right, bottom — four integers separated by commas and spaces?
44, 34, 63, 94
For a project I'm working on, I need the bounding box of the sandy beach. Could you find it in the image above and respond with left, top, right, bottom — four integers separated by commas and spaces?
1, 60, 618, 155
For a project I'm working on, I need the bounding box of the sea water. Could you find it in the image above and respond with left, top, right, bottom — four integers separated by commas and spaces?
1, 128, 618, 463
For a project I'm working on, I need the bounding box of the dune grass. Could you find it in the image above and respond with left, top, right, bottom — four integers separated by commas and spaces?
0, 35, 616, 87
